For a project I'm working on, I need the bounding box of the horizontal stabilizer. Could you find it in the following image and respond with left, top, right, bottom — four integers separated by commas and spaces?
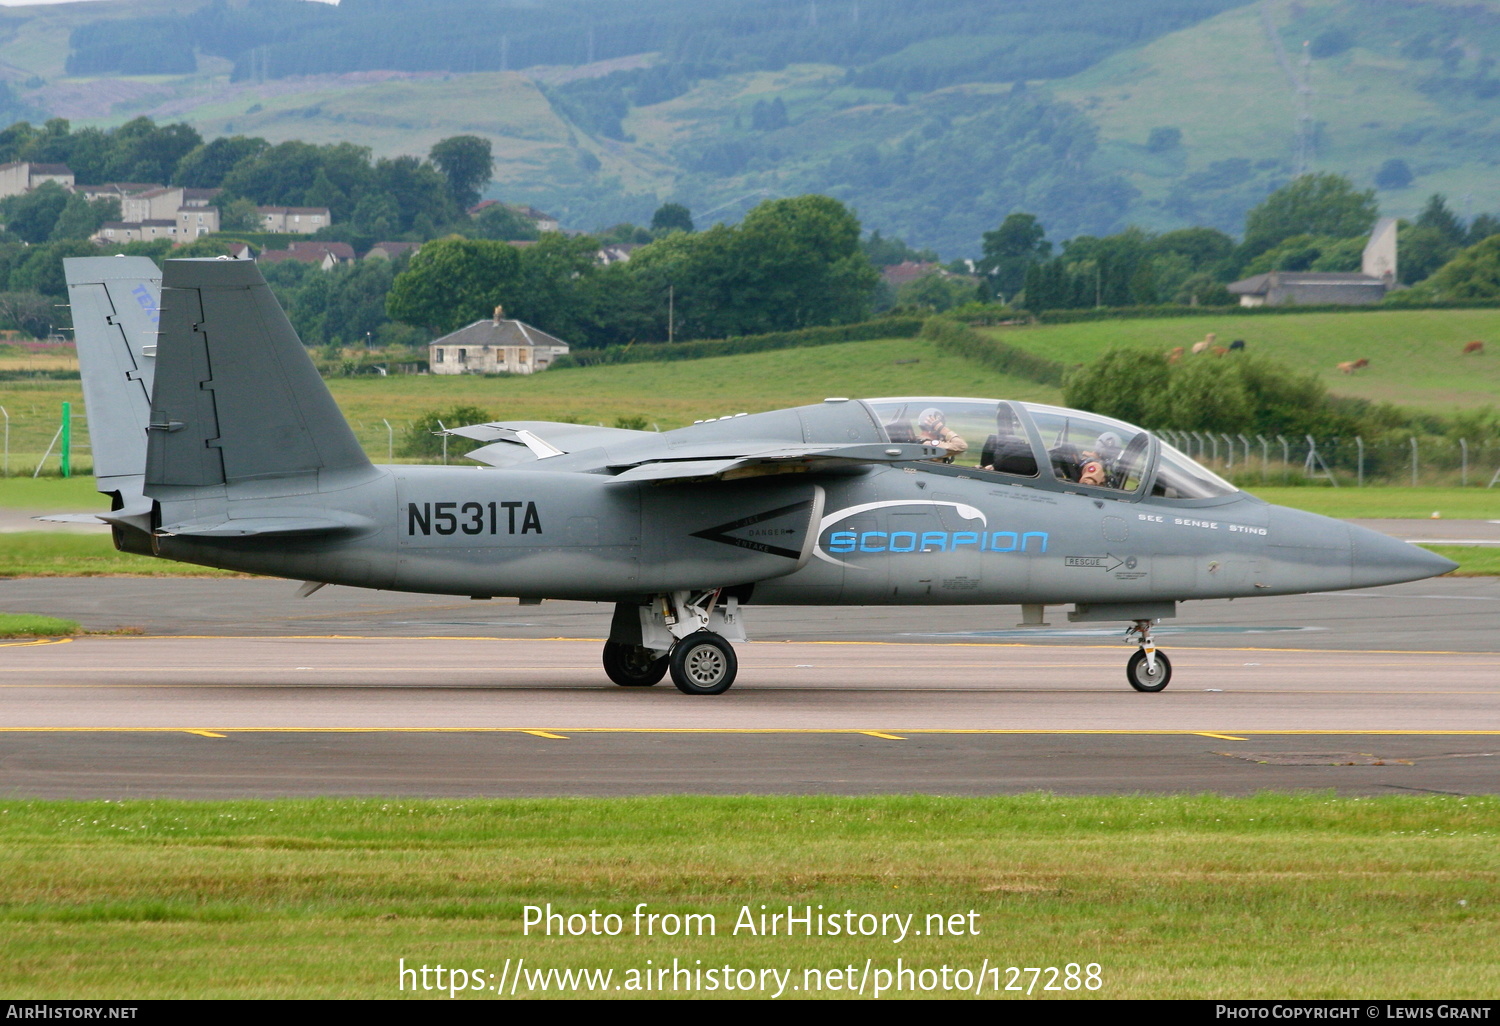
457, 421, 652, 467
32, 513, 110, 525
157, 512, 373, 537
609, 442, 941, 483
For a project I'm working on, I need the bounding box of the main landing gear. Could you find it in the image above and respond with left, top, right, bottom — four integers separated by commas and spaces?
604, 590, 744, 695
1124, 618, 1172, 692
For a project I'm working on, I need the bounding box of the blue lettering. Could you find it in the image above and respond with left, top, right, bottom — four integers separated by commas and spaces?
889, 531, 918, 553
951, 531, 979, 550
991, 531, 1018, 552
859, 531, 887, 552
1021, 531, 1048, 552
920, 532, 947, 552
829, 530, 856, 553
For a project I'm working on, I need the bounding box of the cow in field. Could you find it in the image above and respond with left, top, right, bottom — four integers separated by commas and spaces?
1464, 340, 1484, 355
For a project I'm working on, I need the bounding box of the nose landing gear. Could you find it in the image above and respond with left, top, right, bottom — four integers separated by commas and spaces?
1125, 618, 1171, 692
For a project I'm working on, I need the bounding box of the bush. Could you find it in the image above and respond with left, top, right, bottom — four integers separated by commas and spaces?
400, 405, 493, 458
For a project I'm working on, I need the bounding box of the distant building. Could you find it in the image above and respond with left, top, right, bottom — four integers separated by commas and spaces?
1229, 217, 1401, 307
93, 220, 177, 244
364, 241, 422, 261
0, 162, 74, 198
429, 307, 569, 375
258, 240, 355, 270
74, 182, 161, 205
510, 205, 560, 233
175, 204, 220, 241
257, 206, 331, 233
881, 261, 943, 288
597, 242, 643, 264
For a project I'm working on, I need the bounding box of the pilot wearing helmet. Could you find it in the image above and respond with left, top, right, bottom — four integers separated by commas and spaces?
916, 407, 967, 463
1054, 431, 1125, 487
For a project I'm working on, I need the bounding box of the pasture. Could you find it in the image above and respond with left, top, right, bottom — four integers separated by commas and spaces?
979, 307, 1500, 412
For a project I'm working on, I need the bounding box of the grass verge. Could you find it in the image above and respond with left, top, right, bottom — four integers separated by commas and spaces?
0, 613, 78, 636
1422, 546, 1500, 576
1248, 486, 1500, 520
0, 794, 1494, 999
0, 533, 237, 577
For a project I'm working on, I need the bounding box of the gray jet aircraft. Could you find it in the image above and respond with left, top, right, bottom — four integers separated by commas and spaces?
58, 256, 1457, 695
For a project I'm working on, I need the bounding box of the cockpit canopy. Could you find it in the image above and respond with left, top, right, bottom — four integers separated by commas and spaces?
865, 398, 1237, 500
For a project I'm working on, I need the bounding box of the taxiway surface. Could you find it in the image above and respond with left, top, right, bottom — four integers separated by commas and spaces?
1, 574, 1496, 798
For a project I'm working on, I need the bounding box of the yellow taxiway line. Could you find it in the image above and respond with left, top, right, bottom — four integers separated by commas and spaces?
3, 727, 1500, 741
29, 634, 1500, 657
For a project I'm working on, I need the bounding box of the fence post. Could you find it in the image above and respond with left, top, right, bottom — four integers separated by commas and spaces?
1, 405, 7, 477
1461, 438, 1469, 487
1355, 436, 1364, 488
1239, 434, 1251, 468
1277, 435, 1289, 467
60, 401, 71, 479
1221, 433, 1233, 469
383, 418, 394, 461
1409, 437, 1418, 487
1258, 435, 1269, 482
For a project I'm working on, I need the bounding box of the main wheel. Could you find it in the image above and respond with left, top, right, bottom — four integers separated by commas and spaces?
602, 641, 667, 687
669, 632, 737, 695
1126, 649, 1172, 692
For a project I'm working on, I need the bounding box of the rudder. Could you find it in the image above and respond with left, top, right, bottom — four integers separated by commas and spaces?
146, 258, 371, 493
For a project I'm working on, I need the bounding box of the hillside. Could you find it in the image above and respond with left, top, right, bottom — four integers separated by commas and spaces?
1053, 0, 1500, 234
4, 0, 1500, 254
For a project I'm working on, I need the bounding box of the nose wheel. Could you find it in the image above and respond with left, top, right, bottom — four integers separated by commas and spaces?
669, 632, 738, 695
1125, 618, 1171, 692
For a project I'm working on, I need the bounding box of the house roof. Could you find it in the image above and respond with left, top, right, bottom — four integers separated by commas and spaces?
366, 241, 421, 258
289, 240, 355, 260
431, 317, 567, 350
257, 206, 331, 216
78, 182, 162, 195
881, 260, 942, 286
28, 163, 72, 176
1229, 271, 1386, 294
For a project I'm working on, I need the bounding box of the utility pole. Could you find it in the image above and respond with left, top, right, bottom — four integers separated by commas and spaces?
668, 284, 675, 344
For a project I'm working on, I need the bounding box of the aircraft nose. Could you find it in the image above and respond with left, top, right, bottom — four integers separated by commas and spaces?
1347, 520, 1460, 587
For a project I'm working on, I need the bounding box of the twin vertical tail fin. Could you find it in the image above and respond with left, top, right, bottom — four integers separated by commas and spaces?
145, 258, 371, 496
65, 257, 161, 511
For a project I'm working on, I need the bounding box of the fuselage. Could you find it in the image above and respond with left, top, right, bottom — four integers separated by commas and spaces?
149, 397, 1456, 607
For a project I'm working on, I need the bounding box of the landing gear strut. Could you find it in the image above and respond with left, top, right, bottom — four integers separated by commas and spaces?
605, 590, 745, 695
1124, 618, 1171, 692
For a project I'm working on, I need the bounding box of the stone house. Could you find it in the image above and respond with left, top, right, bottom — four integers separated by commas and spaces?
428, 307, 569, 375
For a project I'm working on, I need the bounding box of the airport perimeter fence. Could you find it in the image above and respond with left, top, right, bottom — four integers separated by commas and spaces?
1155, 430, 1500, 488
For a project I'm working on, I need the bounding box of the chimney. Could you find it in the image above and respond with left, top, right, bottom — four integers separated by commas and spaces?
493, 305, 504, 326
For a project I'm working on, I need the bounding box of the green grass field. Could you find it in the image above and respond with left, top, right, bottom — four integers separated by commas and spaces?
979, 308, 1500, 412
0, 794, 1494, 999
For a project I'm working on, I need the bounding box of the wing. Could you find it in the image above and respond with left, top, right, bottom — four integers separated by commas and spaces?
607, 442, 942, 483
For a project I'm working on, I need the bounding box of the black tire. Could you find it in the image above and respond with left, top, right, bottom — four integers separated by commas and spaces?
602, 641, 667, 687
1126, 649, 1172, 692
669, 632, 737, 695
